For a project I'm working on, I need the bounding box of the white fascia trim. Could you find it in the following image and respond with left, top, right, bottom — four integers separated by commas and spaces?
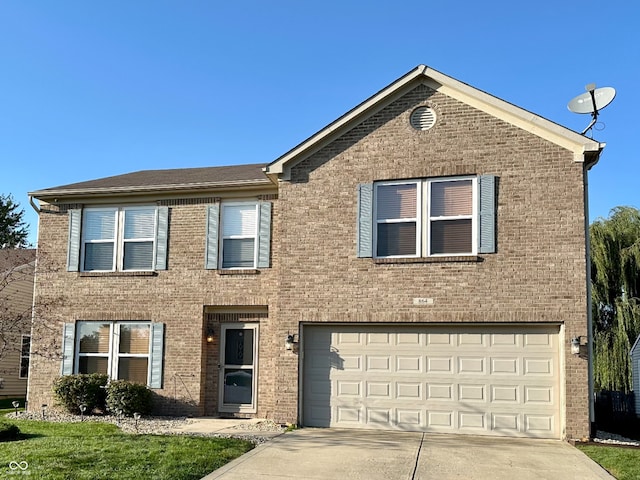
265, 65, 428, 178
424, 67, 603, 158
265, 65, 604, 179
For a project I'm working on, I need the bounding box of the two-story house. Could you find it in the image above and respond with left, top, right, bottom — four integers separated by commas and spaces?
27, 65, 603, 440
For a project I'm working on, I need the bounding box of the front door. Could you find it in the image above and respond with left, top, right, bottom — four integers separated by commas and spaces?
219, 323, 258, 413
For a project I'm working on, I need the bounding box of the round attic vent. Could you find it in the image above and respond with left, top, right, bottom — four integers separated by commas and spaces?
410, 106, 436, 131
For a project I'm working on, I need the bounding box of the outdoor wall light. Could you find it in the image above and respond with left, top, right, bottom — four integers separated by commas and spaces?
285, 333, 297, 351
206, 328, 215, 343
571, 336, 587, 355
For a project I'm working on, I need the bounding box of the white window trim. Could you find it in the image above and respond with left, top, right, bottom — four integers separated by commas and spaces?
80, 206, 158, 272
219, 323, 259, 414
220, 201, 259, 270
373, 180, 421, 259
19, 335, 30, 379
74, 321, 152, 385
374, 176, 477, 258
426, 176, 477, 257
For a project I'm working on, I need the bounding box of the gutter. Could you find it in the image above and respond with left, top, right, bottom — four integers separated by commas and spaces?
29, 196, 40, 214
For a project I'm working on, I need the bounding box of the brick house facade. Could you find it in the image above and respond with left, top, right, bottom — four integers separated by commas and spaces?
28, 66, 602, 440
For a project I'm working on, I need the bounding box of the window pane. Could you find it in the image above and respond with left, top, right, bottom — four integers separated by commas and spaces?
222, 205, 257, 236
222, 238, 255, 268
123, 242, 154, 270
20, 336, 30, 377
20, 357, 29, 378
79, 356, 109, 374
376, 184, 417, 219
118, 358, 148, 384
377, 223, 417, 256
79, 323, 111, 353
119, 324, 150, 354
224, 329, 254, 365
223, 368, 253, 404
21, 336, 30, 356
83, 210, 116, 241
431, 219, 472, 254
84, 243, 115, 271
431, 180, 472, 217
124, 208, 156, 239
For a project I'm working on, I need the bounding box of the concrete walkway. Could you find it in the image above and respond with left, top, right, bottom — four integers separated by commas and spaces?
203, 428, 615, 480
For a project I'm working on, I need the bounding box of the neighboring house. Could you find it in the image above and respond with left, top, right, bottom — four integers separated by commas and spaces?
631, 336, 640, 417
0, 249, 36, 398
27, 65, 603, 441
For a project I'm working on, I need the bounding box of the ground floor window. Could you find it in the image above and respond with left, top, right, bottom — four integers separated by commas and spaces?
76, 322, 150, 384
20, 335, 30, 378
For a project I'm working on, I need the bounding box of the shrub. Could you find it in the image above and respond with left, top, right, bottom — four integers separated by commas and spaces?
0, 422, 20, 441
105, 380, 153, 416
52, 373, 109, 414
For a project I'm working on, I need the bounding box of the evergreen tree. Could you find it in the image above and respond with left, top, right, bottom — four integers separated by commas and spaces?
0, 194, 29, 248
590, 206, 640, 392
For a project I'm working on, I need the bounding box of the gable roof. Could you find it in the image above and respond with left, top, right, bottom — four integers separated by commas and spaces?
265, 65, 605, 180
30, 163, 271, 200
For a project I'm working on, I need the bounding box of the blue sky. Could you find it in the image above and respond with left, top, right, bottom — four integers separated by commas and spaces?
1, 1, 638, 246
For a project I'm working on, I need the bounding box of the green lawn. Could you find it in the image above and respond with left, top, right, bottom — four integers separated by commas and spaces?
577, 445, 640, 480
0, 417, 253, 480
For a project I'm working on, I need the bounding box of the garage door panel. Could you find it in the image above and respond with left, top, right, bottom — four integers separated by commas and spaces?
303, 325, 560, 439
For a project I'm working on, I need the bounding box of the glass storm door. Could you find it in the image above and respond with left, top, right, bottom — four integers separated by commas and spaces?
219, 324, 258, 413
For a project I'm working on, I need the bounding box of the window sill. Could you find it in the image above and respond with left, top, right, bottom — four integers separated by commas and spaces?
217, 269, 261, 276
373, 256, 483, 264
78, 271, 158, 278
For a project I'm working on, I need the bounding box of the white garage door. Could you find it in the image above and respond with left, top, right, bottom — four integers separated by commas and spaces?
302, 324, 561, 438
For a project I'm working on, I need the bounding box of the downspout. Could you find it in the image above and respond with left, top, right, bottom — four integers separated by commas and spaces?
27, 195, 40, 413
29, 195, 40, 214
583, 155, 597, 438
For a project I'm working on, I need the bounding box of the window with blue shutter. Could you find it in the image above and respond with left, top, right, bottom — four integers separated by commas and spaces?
207, 201, 272, 270
359, 175, 497, 258
71, 206, 167, 272
64, 321, 164, 388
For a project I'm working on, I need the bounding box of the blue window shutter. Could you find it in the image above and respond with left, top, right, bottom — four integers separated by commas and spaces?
357, 183, 373, 258
67, 209, 82, 271
478, 175, 497, 254
155, 206, 169, 270
149, 323, 164, 389
205, 204, 220, 269
61, 323, 76, 375
257, 201, 272, 268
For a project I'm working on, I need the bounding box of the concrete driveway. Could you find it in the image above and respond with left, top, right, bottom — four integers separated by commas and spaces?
204, 428, 614, 480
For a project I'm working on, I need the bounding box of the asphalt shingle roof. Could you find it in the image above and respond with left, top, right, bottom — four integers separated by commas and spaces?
30, 163, 270, 197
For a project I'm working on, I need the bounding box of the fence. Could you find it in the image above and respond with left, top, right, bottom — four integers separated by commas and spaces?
594, 390, 637, 436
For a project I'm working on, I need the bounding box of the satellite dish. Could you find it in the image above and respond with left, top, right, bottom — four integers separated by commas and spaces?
567, 84, 616, 134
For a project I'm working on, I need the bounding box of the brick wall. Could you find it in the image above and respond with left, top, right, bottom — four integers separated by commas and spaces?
273, 84, 590, 439
28, 82, 591, 439
28, 197, 279, 418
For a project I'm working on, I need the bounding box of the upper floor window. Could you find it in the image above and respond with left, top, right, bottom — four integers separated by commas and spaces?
221, 203, 259, 268
375, 178, 475, 257
358, 175, 496, 259
205, 201, 272, 270
67, 206, 169, 272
